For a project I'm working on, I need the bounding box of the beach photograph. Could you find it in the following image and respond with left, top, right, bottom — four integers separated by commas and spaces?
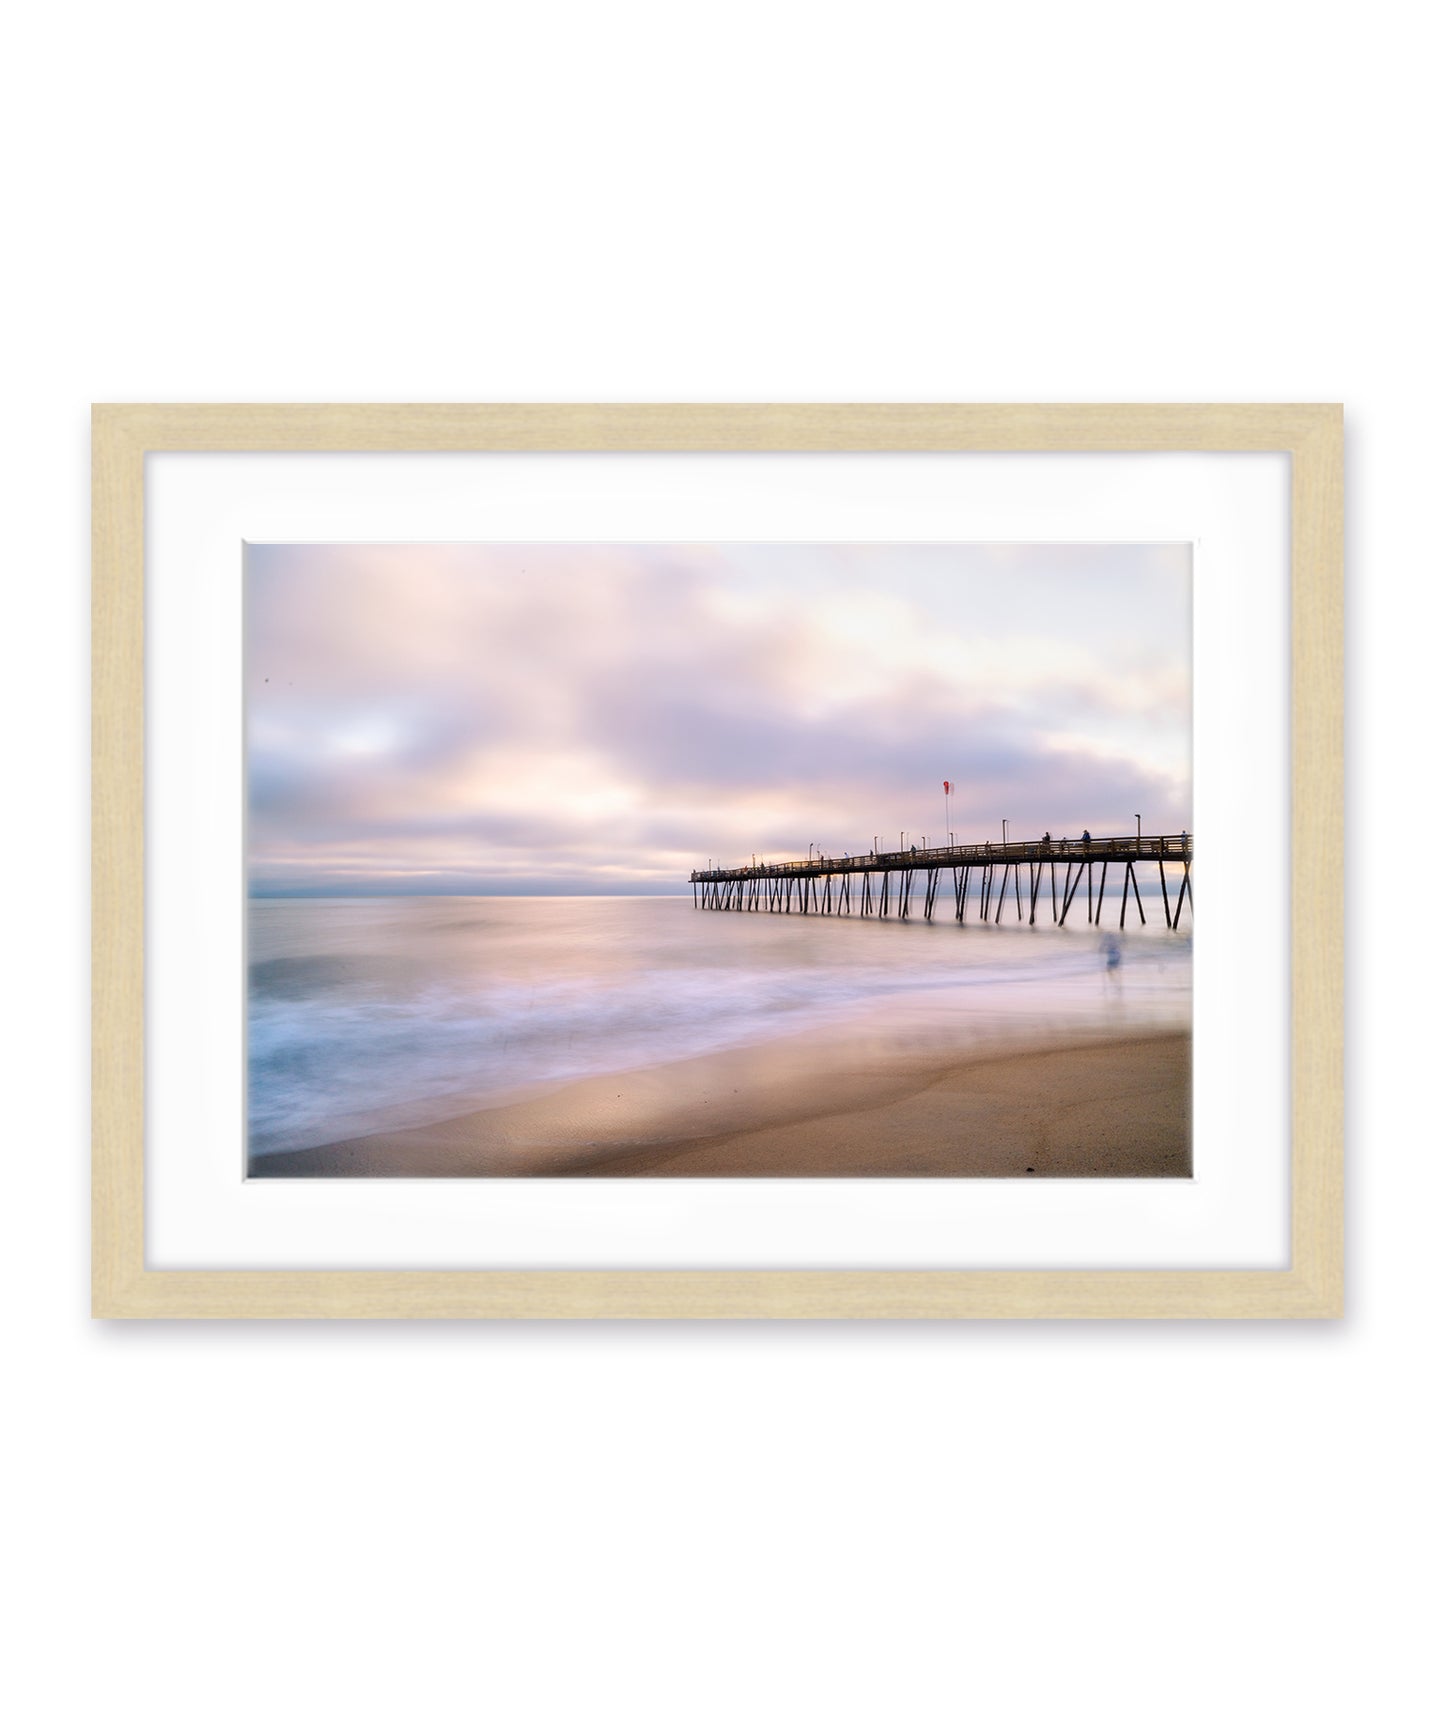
246, 542, 1192, 1179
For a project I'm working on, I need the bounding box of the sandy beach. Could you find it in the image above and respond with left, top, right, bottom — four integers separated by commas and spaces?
249, 1025, 1190, 1180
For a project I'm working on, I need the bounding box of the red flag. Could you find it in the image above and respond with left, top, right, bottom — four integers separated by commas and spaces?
943, 780, 952, 795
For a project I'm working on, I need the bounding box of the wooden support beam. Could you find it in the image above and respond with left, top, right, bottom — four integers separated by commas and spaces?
1059, 862, 1084, 924
1171, 863, 1192, 928
1096, 861, 1108, 925
1130, 861, 1146, 926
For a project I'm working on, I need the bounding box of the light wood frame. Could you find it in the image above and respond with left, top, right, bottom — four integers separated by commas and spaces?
93, 404, 1343, 1319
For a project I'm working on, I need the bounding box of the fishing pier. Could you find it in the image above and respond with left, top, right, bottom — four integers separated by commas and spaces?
691, 832, 1192, 930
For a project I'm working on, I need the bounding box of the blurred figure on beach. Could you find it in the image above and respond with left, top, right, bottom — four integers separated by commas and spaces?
1101, 933, 1124, 994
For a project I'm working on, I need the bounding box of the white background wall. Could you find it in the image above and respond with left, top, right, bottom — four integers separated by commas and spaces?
3, 5, 1436, 1730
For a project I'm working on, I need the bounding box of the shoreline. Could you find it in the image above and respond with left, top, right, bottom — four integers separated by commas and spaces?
249, 1023, 1191, 1180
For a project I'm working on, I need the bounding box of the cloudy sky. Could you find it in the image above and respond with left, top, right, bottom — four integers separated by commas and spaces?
245, 542, 1191, 895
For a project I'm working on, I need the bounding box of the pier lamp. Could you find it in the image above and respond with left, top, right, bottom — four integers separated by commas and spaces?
1135, 813, 1141, 846
1002, 819, 1009, 846
899, 831, 904, 851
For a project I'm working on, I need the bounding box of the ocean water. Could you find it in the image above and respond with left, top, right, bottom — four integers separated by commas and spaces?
248, 886, 1192, 1157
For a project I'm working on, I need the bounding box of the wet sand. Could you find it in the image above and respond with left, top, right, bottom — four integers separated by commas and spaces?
250, 1026, 1190, 1179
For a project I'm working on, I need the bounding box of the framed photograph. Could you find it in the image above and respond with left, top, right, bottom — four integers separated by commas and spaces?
93, 404, 1342, 1318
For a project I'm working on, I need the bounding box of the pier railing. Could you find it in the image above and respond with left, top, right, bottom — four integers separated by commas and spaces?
690, 833, 1192, 930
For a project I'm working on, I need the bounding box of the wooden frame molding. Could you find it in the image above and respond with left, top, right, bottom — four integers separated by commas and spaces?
92, 403, 1343, 1319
